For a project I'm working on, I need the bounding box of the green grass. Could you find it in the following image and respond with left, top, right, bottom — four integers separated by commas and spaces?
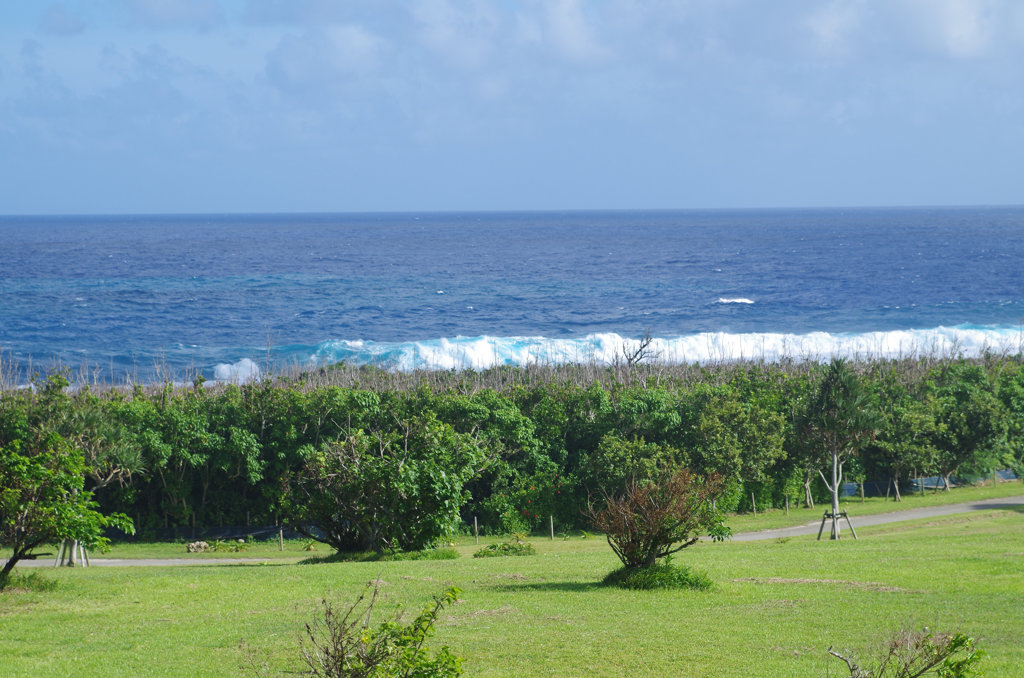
3, 506, 1023, 677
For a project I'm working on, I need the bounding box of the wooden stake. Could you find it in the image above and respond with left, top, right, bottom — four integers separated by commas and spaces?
279, 526, 284, 552
474, 516, 479, 545
550, 515, 554, 540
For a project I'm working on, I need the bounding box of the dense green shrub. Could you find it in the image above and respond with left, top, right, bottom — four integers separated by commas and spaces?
602, 562, 712, 591
282, 415, 486, 554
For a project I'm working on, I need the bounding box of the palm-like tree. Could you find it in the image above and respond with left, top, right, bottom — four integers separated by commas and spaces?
800, 359, 880, 539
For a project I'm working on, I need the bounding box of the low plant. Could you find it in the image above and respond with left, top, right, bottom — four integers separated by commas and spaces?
0, 571, 59, 593
256, 582, 463, 678
210, 539, 250, 553
827, 625, 983, 677
299, 548, 459, 565
473, 535, 536, 558
601, 559, 712, 591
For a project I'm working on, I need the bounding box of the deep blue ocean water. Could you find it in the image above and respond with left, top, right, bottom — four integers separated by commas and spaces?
2, 207, 1023, 383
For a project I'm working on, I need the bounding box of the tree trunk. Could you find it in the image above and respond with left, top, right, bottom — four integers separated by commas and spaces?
893, 474, 902, 502
803, 472, 815, 509
830, 451, 841, 540
0, 552, 21, 586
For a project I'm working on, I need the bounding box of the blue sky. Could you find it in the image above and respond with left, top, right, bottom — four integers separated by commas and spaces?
2, 0, 1023, 214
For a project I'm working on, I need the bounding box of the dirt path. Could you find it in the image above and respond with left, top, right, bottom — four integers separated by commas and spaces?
7, 495, 1023, 568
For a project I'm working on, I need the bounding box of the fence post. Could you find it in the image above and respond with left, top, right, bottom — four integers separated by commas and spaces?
550, 515, 554, 540
474, 516, 479, 545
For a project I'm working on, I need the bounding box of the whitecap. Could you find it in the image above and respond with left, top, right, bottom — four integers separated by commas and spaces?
213, 358, 261, 384
718, 298, 755, 304
304, 326, 1024, 372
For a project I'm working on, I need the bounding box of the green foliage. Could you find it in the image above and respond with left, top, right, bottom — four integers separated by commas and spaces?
209, 539, 250, 553
0, 399, 134, 588
827, 625, 983, 678
601, 561, 712, 591
301, 549, 460, 564
580, 433, 683, 496
282, 415, 485, 553
282, 583, 463, 678
0, 570, 60, 593
472, 536, 536, 558
3, 356, 1023, 539
799, 359, 881, 522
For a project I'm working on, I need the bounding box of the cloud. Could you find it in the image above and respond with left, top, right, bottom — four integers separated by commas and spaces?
803, 1, 866, 58
412, 0, 502, 70
542, 0, 612, 64
264, 24, 385, 107
118, 0, 225, 32
38, 3, 88, 37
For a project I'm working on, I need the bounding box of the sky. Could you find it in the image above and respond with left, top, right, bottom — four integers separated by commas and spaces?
2, 0, 1023, 215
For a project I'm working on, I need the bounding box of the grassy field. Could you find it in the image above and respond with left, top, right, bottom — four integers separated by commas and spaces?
2, 498, 1022, 676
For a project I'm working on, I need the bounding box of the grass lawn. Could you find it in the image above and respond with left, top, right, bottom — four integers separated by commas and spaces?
2, 503, 1022, 676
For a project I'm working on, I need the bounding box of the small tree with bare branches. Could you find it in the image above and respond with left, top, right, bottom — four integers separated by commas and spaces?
587, 467, 729, 570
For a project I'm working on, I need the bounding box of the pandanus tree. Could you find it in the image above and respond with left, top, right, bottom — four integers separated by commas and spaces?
799, 359, 880, 539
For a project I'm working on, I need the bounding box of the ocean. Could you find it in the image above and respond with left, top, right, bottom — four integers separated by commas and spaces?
2, 207, 1023, 384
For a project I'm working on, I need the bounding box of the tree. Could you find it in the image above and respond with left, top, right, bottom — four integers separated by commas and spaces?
799, 359, 880, 539
282, 415, 487, 553
930, 364, 1007, 489
587, 467, 729, 570
1, 432, 133, 588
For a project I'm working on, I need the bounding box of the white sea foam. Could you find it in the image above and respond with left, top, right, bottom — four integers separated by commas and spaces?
213, 358, 261, 384
306, 326, 1024, 372
718, 298, 755, 304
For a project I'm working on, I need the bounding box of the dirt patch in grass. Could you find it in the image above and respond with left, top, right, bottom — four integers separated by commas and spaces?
733, 577, 916, 593
445, 605, 518, 626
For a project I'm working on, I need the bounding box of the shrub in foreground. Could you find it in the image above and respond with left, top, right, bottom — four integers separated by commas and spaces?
827, 625, 982, 677
255, 582, 463, 678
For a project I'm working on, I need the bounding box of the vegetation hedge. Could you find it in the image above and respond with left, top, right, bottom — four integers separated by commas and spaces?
2, 355, 1023, 547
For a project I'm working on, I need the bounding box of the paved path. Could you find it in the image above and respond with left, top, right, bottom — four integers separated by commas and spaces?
7, 495, 1023, 568
730, 494, 1024, 541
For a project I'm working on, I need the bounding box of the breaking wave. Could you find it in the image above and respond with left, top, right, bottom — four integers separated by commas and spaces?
293, 325, 1024, 372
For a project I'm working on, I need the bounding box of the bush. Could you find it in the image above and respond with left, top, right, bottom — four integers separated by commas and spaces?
473, 535, 536, 558
587, 467, 729, 569
256, 582, 463, 678
602, 561, 712, 591
282, 416, 485, 554
827, 625, 982, 677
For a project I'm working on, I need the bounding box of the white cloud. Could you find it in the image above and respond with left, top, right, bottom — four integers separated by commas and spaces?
804, 1, 866, 58
543, 0, 612, 64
